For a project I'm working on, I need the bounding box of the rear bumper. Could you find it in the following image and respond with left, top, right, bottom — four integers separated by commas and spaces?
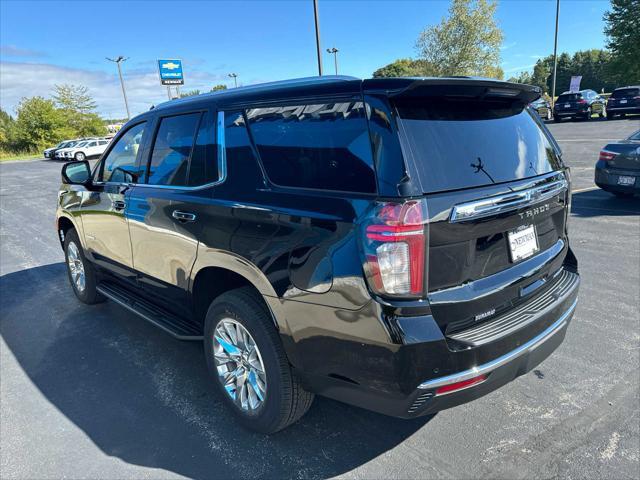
296, 265, 580, 418
607, 105, 640, 114
595, 164, 639, 193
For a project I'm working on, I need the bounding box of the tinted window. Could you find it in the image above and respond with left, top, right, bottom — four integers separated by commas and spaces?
99, 122, 146, 183
188, 113, 218, 186
612, 88, 639, 98
246, 102, 376, 193
396, 99, 562, 194
557, 93, 581, 102
147, 113, 201, 186
99, 141, 108, 145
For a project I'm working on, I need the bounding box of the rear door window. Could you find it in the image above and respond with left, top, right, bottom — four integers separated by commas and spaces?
147, 112, 201, 186
245, 101, 376, 193
396, 99, 563, 194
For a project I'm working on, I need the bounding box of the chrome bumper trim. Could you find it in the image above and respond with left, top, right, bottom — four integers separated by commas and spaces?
417, 297, 577, 390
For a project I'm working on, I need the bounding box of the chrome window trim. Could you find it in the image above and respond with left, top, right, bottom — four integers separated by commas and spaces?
449, 173, 568, 223
417, 297, 577, 390
111, 111, 227, 191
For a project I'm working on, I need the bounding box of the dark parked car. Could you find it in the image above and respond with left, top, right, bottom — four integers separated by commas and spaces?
529, 97, 552, 120
595, 129, 640, 197
553, 89, 606, 121
606, 86, 640, 119
44, 139, 79, 159
56, 77, 580, 433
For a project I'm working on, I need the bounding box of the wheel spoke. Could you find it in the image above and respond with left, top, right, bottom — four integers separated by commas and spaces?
211, 318, 267, 411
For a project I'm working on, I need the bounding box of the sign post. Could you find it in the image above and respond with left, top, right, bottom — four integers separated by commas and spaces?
157, 59, 184, 99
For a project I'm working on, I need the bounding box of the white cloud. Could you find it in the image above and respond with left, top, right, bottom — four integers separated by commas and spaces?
0, 61, 231, 118
503, 63, 535, 74
500, 42, 517, 51
0, 44, 47, 58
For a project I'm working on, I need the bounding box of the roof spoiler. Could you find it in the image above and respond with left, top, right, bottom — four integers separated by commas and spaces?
363, 77, 542, 104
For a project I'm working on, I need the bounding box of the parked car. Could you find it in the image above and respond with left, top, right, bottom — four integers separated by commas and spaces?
45, 139, 80, 159
62, 138, 110, 161
606, 86, 640, 119
56, 76, 580, 433
553, 89, 606, 121
595, 129, 640, 197
529, 97, 552, 120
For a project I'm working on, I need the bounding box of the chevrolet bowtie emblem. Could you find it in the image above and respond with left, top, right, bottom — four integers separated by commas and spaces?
162, 62, 180, 70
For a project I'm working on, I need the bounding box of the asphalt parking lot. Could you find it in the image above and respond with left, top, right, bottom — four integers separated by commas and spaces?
1, 117, 639, 479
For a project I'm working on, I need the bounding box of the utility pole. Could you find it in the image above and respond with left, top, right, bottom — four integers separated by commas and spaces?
551, 0, 560, 108
106, 56, 131, 120
313, 0, 323, 75
228, 73, 238, 88
326, 47, 339, 75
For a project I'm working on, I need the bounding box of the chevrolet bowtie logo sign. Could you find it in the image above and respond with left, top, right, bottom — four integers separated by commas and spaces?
157, 59, 184, 86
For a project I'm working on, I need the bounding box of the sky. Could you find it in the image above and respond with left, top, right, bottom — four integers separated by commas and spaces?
1, 0, 611, 119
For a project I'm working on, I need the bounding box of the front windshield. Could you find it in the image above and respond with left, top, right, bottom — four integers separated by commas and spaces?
75, 142, 88, 148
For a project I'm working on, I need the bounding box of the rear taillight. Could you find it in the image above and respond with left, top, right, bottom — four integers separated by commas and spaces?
599, 150, 618, 162
577, 99, 587, 104
435, 374, 487, 396
362, 200, 428, 298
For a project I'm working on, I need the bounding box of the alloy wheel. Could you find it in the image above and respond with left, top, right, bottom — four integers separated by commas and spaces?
67, 241, 86, 292
213, 318, 267, 411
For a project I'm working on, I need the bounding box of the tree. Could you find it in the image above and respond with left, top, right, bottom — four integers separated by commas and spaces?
415, 0, 503, 78
530, 59, 552, 93
211, 84, 227, 91
372, 58, 435, 78
53, 84, 97, 114
604, 0, 640, 84
11, 97, 71, 151
52, 84, 105, 137
179, 89, 202, 98
0, 109, 14, 148
507, 71, 532, 84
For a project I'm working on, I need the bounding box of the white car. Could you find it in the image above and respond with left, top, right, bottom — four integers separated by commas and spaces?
61, 139, 110, 161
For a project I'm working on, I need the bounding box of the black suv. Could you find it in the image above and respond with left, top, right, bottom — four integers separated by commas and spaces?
606, 86, 640, 119
553, 89, 606, 121
57, 77, 580, 433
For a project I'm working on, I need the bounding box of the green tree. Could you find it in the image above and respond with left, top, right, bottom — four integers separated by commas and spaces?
372, 58, 435, 77
211, 84, 228, 91
52, 84, 105, 137
507, 71, 532, 84
530, 58, 552, 93
11, 97, 71, 151
0, 109, 15, 148
179, 89, 202, 98
604, 0, 640, 84
415, 0, 504, 78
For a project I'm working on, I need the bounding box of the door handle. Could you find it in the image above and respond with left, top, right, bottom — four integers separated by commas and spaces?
112, 200, 126, 210
172, 210, 197, 222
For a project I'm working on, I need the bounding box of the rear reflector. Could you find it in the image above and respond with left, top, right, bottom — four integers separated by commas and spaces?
435, 374, 487, 396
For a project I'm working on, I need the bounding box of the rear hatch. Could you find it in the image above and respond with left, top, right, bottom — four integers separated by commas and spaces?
608, 87, 640, 109
392, 81, 570, 333
555, 92, 585, 113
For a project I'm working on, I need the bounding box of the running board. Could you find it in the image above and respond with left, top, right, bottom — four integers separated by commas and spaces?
97, 282, 203, 341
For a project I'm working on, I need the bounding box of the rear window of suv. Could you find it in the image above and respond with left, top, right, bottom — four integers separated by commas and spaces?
557, 93, 581, 102
395, 99, 562, 194
611, 88, 639, 98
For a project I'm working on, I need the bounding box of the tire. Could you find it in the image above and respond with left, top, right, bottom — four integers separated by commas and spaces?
64, 229, 104, 304
608, 113, 616, 120
75, 152, 86, 161
553, 116, 561, 123
204, 286, 314, 433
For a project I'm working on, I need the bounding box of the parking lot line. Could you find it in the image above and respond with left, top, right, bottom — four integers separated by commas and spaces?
572, 186, 599, 193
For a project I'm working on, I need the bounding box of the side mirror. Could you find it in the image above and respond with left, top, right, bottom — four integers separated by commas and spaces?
61, 160, 91, 185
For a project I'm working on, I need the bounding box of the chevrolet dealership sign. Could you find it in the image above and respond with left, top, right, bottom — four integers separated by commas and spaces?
157, 59, 184, 85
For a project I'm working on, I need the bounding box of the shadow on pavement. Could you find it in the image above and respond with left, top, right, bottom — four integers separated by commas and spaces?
0, 263, 432, 479
570, 189, 639, 218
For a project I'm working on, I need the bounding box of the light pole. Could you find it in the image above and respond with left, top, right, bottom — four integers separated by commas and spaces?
551, 0, 560, 108
228, 73, 238, 88
106, 56, 131, 120
313, 0, 323, 75
326, 47, 339, 75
